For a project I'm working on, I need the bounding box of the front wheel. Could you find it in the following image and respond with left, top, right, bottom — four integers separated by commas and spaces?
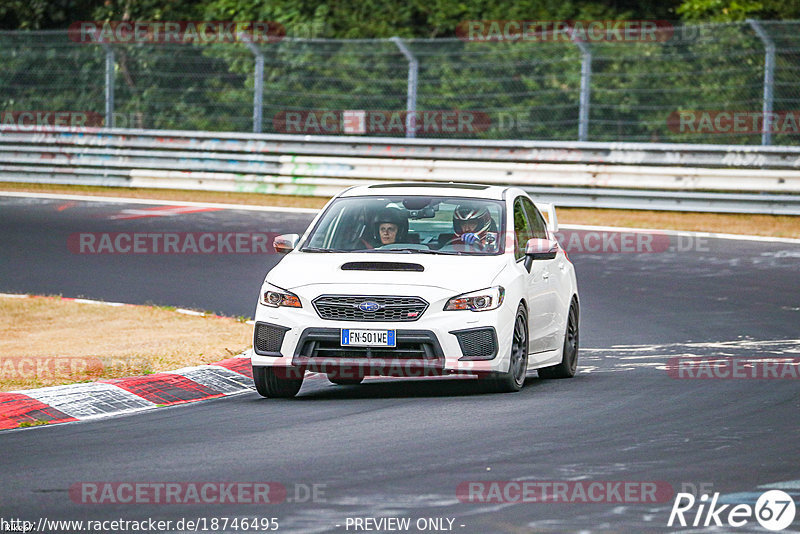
253, 366, 304, 398
490, 304, 528, 393
538, 299, 579, 379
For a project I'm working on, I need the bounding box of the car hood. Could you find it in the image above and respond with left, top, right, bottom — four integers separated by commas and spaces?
267, 251, 508, 293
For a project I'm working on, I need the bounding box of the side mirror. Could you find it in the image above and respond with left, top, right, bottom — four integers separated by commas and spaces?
524, 238, 559, 271
273, 233, 300, 254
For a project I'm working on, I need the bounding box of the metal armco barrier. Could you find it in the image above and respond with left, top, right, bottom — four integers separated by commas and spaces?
1, 127, 799, 214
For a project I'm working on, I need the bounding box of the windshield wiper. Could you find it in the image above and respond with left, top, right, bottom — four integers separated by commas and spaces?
301, 247, 344, 253
377, 247, 465, 255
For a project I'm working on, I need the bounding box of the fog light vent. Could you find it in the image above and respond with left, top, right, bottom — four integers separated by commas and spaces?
452, 327, 498, 360
254, 322, 289, 355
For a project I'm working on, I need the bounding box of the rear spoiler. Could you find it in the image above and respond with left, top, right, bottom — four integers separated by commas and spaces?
534, 202, 558, 235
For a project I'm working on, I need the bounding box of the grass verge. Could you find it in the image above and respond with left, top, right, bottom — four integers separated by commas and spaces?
0, 295, 252, 392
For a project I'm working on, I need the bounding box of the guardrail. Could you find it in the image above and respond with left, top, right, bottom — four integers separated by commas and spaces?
1, 127, 799, 214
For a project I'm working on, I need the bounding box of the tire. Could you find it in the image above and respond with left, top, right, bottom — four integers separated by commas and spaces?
252, 366, 304, 398
538, 299, 579, 379
490, 304, 529, 393
328, 375, 365, 386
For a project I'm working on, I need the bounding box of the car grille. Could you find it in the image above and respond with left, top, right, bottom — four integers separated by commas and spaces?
452, 327, 498, 360
294, 328, 443, 362
302, 340, 434, 360
312, 295, 428, 322
253, 322, 290, 355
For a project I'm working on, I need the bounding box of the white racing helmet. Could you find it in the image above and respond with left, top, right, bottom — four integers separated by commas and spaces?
453, 204, 493, 237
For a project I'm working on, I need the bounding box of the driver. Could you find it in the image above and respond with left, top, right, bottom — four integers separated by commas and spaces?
452, 203, 496, 249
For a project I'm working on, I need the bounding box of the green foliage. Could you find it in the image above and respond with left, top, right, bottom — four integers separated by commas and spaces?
200, 0, 647, 38
677, 0, 800, 21
0, 0, 798, 33
1, 0, 684, 35
91, 0, 206, 22
0, 0, 96, 30
1, 1, 799, 144
677, 0, 765, 21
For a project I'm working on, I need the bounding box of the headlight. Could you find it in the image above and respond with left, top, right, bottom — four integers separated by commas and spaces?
444, 286, 504, 312
259, 283, 302, 308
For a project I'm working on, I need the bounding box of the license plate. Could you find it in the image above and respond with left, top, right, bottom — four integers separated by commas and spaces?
341, 329, 396, 347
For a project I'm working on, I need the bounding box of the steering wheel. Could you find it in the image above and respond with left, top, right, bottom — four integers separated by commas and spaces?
442, 235, 485, 251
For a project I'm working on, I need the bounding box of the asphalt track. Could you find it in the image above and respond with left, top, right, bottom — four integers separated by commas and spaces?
1, 194, 799, 533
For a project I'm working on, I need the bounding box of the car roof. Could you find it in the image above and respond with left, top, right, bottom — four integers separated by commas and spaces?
340, 182, 511, 200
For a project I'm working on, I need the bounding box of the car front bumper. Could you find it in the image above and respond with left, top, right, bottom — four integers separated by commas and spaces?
251, 290, 514, 377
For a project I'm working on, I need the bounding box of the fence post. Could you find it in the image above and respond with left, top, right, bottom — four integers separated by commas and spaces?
102, 43, 115, 129
572, 31, 592, 142
245, 41, 264, 134
391, 37, 418, 138
747, 19, 775, 146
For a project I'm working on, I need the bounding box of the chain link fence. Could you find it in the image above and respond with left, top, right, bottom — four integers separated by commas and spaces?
1, 21, 799, 144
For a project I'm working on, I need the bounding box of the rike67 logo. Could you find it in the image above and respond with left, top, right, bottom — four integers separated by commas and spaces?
668, 490, 796, 531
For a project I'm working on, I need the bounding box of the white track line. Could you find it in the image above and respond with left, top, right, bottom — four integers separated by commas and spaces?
2, 190, 799, 244
0, 190, 319, 214
0, 293, 130, 306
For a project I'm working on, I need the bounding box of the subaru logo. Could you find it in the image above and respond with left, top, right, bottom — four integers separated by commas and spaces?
358, 301, 380, 312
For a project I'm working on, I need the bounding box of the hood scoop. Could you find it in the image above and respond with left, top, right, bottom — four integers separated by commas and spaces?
341, 261, 424, 272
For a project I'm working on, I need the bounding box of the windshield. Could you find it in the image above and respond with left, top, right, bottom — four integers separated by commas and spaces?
301, 195, 506, 255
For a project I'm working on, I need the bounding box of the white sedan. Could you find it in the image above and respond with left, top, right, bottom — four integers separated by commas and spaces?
251, 183, 580, 397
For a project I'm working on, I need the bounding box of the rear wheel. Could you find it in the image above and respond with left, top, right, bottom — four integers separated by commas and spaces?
253, 366, 304, 398
491, 304, 528, 393
538, 299, 579, 379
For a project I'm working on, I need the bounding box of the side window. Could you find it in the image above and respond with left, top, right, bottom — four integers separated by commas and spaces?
521, 198, 548, 239
513, 198, 532, 261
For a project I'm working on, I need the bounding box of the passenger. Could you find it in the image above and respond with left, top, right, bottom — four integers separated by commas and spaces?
378, 221, 399, 246
361, 207, 408, 248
